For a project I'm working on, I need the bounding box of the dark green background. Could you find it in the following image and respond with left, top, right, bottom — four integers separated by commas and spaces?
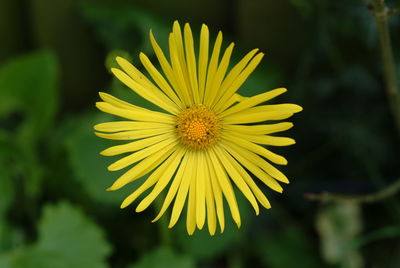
1, 0, 400, 267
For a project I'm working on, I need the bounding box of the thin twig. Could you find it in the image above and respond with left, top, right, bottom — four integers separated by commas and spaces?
387, 8, 400, 16
305, 178, 400, 203
370, 0, 400, 134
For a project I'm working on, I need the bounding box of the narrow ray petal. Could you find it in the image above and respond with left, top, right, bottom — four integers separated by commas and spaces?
205, 43, 235, 106
214, 53, 265, 112
221, 132, 287, 165
100, 132, 175, 156
169, 152, 194, 228
139, 53, 183, 108
203, 31, 223, 103
152, 152, 189, 222
107, 139, 177, 171
223, 122, 293, 135
136, 147, 186, 212
204, 157, 217, 235
186, 155, 197, 235
96, 102, 175, 124
220, 144, 272, 208
108, 145, 176, 191
95, 128, 173, 141
195, 151, 206, 230
198, 24, 209, 101
207, 150, 241, 228
111, 68, 179, 114
222, 109, 293, 124
211, 49, 259, 107
219, 88, 287, 117
221, 141, 283, 193
120, 148, 181, 208
213, 146, 260, 215
206, 156, 225, 233
184, 23, 200, 103
94, 121, 171, 133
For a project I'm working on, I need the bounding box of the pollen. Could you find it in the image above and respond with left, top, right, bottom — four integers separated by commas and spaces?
176, 104, 220, 149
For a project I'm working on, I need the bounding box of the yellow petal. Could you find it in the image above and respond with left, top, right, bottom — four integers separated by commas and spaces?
221, 141, 289, 184
169, 33, 192, 105
184, 23, 200, 103
136, 147, 186, 212
222, 109, 293, 124
96, 102, 175, 124
219, 88, 287, 117
207, 156, 225, 233
221, 132, 287, 165
169, 152, 194, 228
95, 128, 173, 141
107, 139, 177, 171
152, 152, 189, 222
99, 92, 146, 111
139, 53, 183, 108
213, 146, 259, 215
195, 151, 206, 230
227, 131, 295, 146
100, 133, 174, 156
186, 154, 197, 235
111, 68, 179, 114
198, 24, 209, 102
214, 52, 264, 112
120, 148, 181, 208
109, 144, 176, 191
203, 31, 223, 104
94, 121, 170, 133
204, 157, 217, 235
207, 149, 241, 228
221, 141, 283, 194
205, 42, 235, 106
211, 49, 259, 107
223, 122, 293, 135
149, 30, 182, 100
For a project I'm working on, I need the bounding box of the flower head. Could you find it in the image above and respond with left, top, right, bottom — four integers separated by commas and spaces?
94, 21, 302, 235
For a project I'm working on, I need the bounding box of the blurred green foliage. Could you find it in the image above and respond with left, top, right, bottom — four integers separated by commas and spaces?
1, 0, 400, 267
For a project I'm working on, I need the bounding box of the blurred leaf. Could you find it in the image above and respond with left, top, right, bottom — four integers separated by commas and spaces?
0, 202, 111, 268
81, 2, 170, 55
128, 247, 195, 268
0, 50, 58, 144
0, 50, 59, 197
256, 225, 320, 268
63, 112, 138, 205
0, 151, 13, 220
316, 201, 363, 268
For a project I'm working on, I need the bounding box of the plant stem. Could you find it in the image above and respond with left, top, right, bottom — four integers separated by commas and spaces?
371, 0, 400, 135
305, 178, 400, 203
387, 8, 400, 16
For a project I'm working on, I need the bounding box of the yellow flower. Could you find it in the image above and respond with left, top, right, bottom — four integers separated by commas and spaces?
94, 21, 302, 235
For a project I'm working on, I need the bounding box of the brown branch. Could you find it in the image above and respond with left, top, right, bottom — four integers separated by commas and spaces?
305, 179, 400, 203
388, 8, 400, 16
370, 0, 400, 135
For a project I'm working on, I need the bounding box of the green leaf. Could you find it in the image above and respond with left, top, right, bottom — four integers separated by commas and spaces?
0, 50, 59, 197
128, 247, 195, 268
63, 112, 139, 205
0, 202, 111, 268
0, 50, 59, 145
81, 2, 170, 55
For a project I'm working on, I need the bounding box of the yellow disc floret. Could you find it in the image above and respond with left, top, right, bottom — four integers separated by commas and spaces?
176, 104, 221, 149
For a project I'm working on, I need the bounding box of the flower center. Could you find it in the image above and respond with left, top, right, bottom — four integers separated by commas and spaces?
176, 104, 220, 149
